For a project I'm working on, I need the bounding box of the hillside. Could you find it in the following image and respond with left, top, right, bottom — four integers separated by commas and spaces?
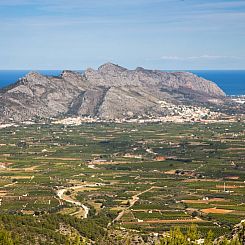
0, 63, 226, 123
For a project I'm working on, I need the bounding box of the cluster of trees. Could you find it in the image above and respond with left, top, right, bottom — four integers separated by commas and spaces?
0, 211, 114, 244
0, 213, 244, 245
0, 227, 14, 245
0, 225, 91, 245
157, 225, 244, 245
65, 236, 87, 245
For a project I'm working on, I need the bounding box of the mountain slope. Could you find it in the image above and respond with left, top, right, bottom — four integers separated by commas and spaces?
0, 63, 226, 123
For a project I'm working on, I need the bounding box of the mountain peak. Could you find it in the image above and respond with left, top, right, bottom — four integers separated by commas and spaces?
61, 70, 81, 78
98, 62, 127, 73
25, 71, 42, 79
21, 72, 47, 85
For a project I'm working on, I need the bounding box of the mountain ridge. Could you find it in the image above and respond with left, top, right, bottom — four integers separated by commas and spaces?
0, 63, 227, 123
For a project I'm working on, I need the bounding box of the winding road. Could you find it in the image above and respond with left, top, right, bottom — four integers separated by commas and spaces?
56, 183, 104, 219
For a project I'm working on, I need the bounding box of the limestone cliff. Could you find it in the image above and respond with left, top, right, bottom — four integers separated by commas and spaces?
0, 63, 226, 122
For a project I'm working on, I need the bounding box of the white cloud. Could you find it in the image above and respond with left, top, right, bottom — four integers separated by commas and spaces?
160, 55, 242, 60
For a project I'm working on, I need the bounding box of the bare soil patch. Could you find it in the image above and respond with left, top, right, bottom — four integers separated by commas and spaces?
0, 191, 8, 196
164, 170, 176, 175
201, 208, 234, 214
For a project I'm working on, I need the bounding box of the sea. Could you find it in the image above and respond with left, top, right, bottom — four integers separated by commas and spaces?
0, 70, 244, 95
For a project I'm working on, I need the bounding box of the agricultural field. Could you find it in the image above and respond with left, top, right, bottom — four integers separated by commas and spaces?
0, 122, 244, 243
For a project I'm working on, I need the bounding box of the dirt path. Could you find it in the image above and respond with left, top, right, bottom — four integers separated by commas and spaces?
3, 182, 17, 188
111, 186, 158, 224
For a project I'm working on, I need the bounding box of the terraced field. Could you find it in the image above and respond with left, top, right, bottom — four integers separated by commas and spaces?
0, 122, 244, 242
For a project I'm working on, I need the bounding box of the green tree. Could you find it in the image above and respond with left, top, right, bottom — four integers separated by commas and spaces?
187, 224, 199, 241
159, 227, 189, 245
229, 237, 242, 245
0, 227, 14, 245
204, 230, 214, 245
66, 235, 87, 245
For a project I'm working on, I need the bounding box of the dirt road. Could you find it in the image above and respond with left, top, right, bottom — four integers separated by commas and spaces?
112, 186, 158, 224
56, 183, 104, 219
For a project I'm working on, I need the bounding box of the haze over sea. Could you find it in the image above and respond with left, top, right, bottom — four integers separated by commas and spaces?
0, 70, 244, 96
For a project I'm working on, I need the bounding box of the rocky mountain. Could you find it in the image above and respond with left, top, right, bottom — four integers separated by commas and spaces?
0, 63, 227, 123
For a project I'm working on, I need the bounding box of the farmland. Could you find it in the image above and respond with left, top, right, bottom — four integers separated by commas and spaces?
0, 122, 244, 244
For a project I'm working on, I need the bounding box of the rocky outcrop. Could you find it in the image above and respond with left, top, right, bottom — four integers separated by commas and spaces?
85, 63, 225, 97
215, 220, 245, 244
0, 63, 226, 123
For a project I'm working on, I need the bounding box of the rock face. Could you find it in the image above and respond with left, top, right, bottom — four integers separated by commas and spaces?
0, 63, 226, 122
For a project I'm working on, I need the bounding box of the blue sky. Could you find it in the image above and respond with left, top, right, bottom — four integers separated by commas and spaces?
0, 0, 245, 70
